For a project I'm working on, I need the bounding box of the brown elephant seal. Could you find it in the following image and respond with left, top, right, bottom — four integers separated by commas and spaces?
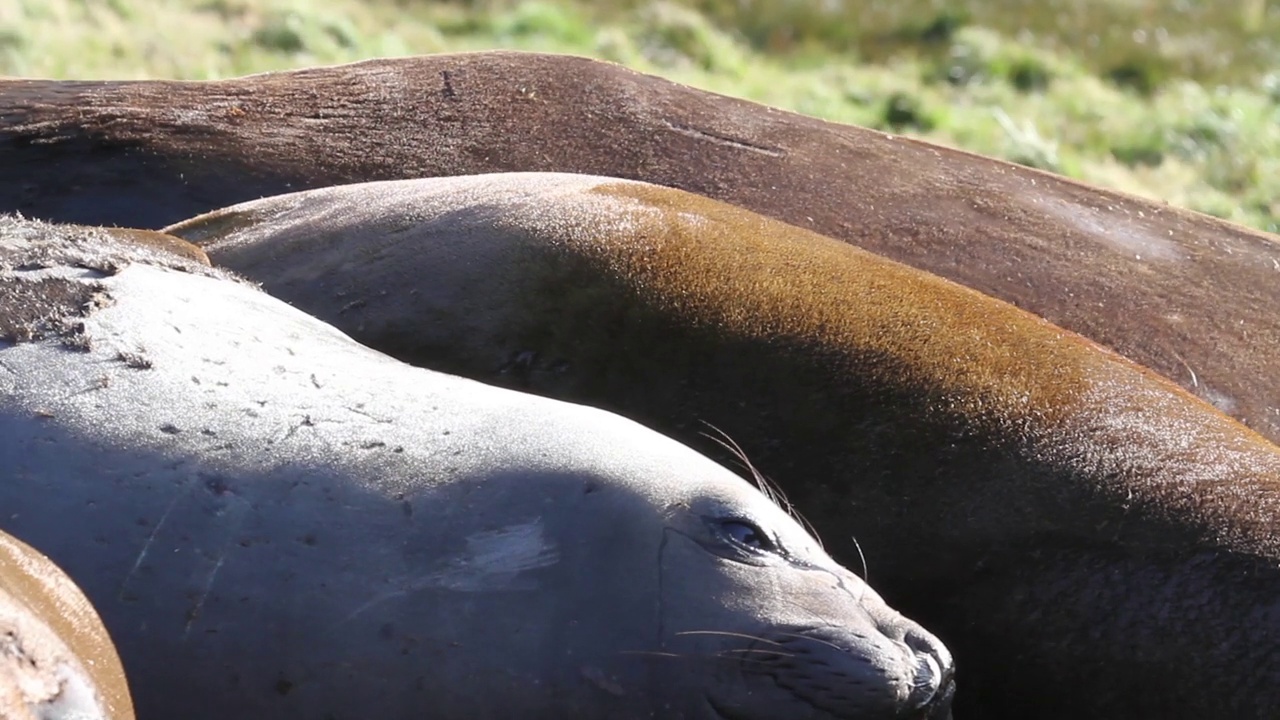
168, 172, 1280, 720
0, 213, 955, 720
0, 531, 134, 720
2, 51, 1278, 443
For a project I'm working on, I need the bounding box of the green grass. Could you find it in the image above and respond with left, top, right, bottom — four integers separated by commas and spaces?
3, 0, 1278, 233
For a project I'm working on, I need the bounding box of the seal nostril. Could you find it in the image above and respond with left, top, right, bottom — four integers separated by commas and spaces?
904, 630, 954, 681
903, 652, 942, 710
900, 628, 955, 715
904, 630, 934, 655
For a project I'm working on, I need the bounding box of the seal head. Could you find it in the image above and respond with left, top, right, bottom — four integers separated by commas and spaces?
0, 214, 952, 720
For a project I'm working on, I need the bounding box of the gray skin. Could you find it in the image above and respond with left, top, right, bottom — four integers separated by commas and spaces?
165, 174, 1280, 720
0, 215, 955, 720
0, 531, 135, 720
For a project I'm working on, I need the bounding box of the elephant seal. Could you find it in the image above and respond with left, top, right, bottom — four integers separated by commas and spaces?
169, 173, 1280, 720
2, 52, 1278, 443
0, 531, 134, 720
0, 214, 955, 720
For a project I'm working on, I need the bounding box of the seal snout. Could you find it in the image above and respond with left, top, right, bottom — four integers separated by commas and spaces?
902, 627, 955, 719
740, 623, 955, 720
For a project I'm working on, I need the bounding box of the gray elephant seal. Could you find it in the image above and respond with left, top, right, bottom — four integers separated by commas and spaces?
0, 215, 955, 720
169, 173, 1280, 720
2, 52, 1278, 443
0, 531, 134, 720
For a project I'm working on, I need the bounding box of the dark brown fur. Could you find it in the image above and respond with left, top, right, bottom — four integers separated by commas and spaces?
169, 175, 1280, 720
0, 217, 211, 348
1, 52, 1277, 443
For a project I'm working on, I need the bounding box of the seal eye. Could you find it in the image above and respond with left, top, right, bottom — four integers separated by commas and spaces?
720, 519, 776, 553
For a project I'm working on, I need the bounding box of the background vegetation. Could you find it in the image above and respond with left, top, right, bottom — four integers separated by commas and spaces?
4, 0, 1278, 233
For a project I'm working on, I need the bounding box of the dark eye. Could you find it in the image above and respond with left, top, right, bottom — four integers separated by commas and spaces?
720, 519, 776, 552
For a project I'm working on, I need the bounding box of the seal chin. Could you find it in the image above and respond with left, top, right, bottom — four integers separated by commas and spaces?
924, 679, 957, 720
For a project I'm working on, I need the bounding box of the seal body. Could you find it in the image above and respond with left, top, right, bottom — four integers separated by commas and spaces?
0, 215, 954, 720
2, 52, 1278, 442
168, 173, 1280, 720
0, 531, 134, 720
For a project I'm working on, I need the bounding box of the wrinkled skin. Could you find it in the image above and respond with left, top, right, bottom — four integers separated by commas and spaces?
0, 216, 954, 720
1, 52, 1277, 443
168, 174, 1280, 720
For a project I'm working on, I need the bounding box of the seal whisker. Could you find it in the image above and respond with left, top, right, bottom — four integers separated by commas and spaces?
697, 422, 773, 499
849, 534, 869, 582
697, 422, 826, 550
772, 631, 850, 652
674, 630, 784, 646
717, 647, 796, 658
617, 649, 784, 669
789, 504, 825, 551
698, 423, 792, 520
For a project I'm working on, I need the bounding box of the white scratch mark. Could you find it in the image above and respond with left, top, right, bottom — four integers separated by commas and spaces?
119, 490, 183, 599
183, 495, 249, 640
183, 552, 227, 640
1171, 350, 1198, 388
442, 520, 561, 589
340, 519, 559, 624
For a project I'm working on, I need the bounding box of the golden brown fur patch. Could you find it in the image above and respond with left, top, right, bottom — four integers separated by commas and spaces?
168, 173, 1280, 719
